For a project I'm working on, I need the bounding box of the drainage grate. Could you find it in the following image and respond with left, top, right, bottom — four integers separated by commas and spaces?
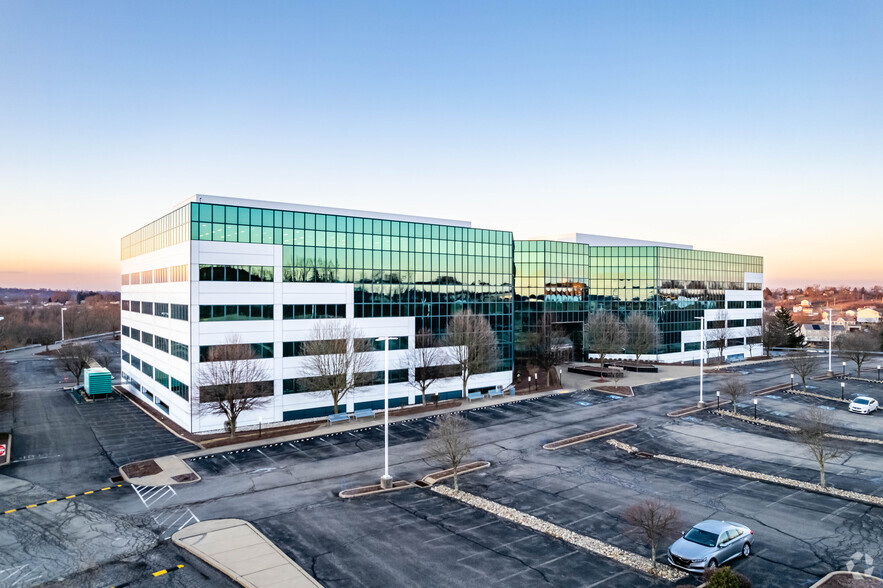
110, 476, 124, 483
413, 480, 430, 488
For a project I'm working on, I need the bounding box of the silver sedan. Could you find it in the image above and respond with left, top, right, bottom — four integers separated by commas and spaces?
668, 520, 754, 573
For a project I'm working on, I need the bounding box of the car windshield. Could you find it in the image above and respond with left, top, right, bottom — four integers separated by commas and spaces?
684, 528, 719, 547
853, 398, 870, 405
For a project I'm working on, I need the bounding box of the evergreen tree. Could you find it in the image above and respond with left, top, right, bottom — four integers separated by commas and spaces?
775, 307, 805, 348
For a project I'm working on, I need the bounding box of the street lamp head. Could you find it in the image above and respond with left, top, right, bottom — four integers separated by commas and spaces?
753, 398, 758, 405
841, 382, 845, 388
716, 391, 720, 397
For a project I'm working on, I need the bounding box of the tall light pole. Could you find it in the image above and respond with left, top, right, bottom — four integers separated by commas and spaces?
825, 308, 834, 376
376, 336, 394, 489
61, 307, 67, 342
695, 316, 706, 407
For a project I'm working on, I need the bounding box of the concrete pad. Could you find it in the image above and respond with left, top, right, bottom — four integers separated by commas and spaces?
173, 519, 322, 588
120, 455, 201, 486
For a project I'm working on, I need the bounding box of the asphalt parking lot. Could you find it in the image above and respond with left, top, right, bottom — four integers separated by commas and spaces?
4, 354, 882, 587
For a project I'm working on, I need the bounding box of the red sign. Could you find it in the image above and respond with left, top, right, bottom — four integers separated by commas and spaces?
0, 445, 6, 457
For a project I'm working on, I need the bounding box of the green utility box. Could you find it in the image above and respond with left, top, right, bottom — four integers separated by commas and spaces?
84, 368, 112, 397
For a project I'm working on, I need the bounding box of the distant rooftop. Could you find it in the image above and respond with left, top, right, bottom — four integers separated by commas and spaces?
181, 194, 473, 228
527, 233, 693, 250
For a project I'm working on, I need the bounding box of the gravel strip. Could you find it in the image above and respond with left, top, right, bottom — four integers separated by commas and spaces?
606, 439, 883, 507
431, 485, 687, 582
711, 410, 883, 445
786, 388, 850, 404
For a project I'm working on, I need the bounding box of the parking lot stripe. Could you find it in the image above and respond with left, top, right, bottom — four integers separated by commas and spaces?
0, 484, 126, 516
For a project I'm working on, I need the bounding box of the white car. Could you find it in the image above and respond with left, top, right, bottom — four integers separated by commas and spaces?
849, 396, 879, 414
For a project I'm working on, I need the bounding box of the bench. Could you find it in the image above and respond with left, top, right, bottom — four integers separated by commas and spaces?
353, 409, 376, 420
487, 388, 504, 399
327, 413, 350, 426
466, 392, 484, 402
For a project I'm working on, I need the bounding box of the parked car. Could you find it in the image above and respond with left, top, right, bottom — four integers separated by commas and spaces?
668, 520, 754, 572
849, 396, 879, 414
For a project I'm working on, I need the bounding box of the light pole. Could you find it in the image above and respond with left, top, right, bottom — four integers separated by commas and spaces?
695, 316, 706, 407
258, 417, 262, 439
716, 391, 720, 410
825, 308, 834, 376
61, 307, 67, 342
527, 375, 531, 391
878, 366, 881, 381
558, 368, 562, 387
841, 382, 845, 400
376, 336, 394, 489
753, 398, 758, 420
842, 361, 846, 377
790, 373, 794, 390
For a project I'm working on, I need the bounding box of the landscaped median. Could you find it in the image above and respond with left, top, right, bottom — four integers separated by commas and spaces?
606, 439, 883, 507
543, 423, 637, 450
431, 485, 687, 582
711, 410, 883, 446
785, 388, 850, 404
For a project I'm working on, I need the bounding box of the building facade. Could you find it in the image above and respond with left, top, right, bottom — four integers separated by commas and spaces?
514, 234, 764, 363
121, 197, 763, 433
120, 195, 514, 434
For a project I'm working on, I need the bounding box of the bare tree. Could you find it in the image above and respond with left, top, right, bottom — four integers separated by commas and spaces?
705, 314, 730, 363
55, 342, 96, 386
719, 376, 747, 414
785, 352, 817, 391
583, 310, 626, 380
793, 406, 843, 488
835, 331, 878, 377
623, 498, 682, 573
525, 312, 567, 386
625, 313, 659, 364
198, 336, 272, 437
300, 322, 374, 414
405, 329, 446, 405
424, 413, 474, 491
745, 323, 764, 358
444, 310, 498, 398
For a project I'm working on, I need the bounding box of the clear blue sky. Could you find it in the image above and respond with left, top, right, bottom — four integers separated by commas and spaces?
1, 1, 881, 290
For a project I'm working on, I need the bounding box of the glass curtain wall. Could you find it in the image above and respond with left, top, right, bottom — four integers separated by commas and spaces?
515, 242, 763, 356
189, 202, 515, 369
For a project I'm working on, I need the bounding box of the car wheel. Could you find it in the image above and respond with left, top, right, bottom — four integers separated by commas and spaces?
706, 559, 717, 571
742, 542, 751, 557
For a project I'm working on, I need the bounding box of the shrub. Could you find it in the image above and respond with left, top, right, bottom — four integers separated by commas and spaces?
703, 566, 751, 588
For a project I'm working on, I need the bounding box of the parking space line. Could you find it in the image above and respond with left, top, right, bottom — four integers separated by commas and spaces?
0, 484, 126, 516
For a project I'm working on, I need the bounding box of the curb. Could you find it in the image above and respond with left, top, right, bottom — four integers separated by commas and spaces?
810, 571, 883, 587
339, 481, 415, 498
543, 424, 637, 450
421, 461, 490, 485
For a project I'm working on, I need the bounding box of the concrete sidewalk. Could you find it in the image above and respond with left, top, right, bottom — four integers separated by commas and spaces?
173, 519, 322, 588
120, 455, 201, 486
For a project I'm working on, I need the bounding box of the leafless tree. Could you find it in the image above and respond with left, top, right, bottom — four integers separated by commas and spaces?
55, 342, 96, 386
719, 376, 747, 414
835, 330, 878, 377
525, 312, 567, 386
785, 352, 817, 391
706, 314, 730, 363
793, 406, 843, 488
745, 323, 764, 358
300, 322, 374, 414
625, 313, 659, 364
405, 329, 446, 405
424, 413, 474, 491
623, 498, 683, 573
198, 336, 272, 437
444, 310, 498, 398
583, 310, 626, 380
